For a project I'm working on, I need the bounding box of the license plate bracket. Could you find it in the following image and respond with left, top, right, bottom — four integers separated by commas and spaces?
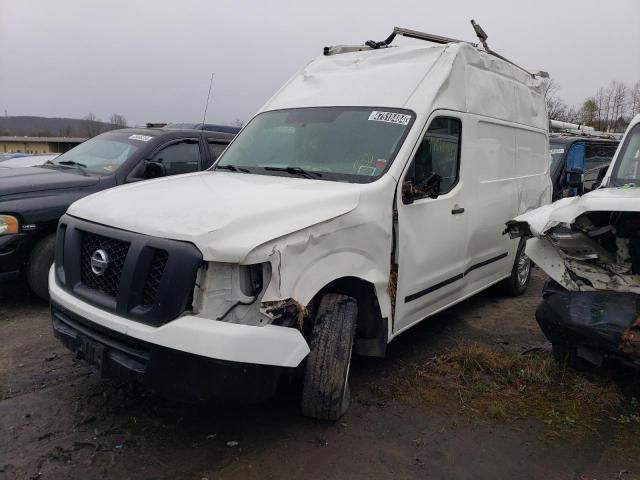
76, 335, 106, 372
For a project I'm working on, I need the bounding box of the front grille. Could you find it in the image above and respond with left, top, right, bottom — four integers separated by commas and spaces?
57, 214, 202, 326
142, 249, 168, 305
80, 232, 130, 298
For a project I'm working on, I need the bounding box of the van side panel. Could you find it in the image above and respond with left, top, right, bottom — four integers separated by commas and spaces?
464, 119, 518, 293
463, 118, 549, 296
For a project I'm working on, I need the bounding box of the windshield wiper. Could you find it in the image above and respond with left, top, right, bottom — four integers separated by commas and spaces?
215, 164, 250, 173
264, 166, 322, 179
57, 160, 87, 168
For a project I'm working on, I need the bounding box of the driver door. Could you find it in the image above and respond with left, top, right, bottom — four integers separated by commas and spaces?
394, 114, 468, 333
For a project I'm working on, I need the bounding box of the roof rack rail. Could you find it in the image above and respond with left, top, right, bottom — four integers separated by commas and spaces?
549, 120, 623, 140
324, 20, 549, 79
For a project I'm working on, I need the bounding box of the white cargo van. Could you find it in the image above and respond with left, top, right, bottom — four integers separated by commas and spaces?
49, 26, 550, 419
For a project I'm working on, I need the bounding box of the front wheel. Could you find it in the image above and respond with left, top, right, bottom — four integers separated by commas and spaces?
27, 234, 56, 300
301, 293, 357, 421
499, 239, 531, 296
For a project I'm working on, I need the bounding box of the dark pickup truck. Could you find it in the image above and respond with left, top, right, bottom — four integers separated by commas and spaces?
0, 127, 236, 298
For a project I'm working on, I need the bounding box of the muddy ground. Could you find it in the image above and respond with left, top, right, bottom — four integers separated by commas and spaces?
1, 270, 639, 480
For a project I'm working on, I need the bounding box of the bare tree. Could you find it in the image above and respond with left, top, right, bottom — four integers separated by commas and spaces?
84, 112, 102, 138
629, 81, 640, 118
541, 78, 568, 121
609, 81, 627, 132
233, 118, 244, 128
109, 114, 128, 130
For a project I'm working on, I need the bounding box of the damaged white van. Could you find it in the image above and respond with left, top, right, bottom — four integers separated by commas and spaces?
506, 114, 640, 368
50, 25, 550, 419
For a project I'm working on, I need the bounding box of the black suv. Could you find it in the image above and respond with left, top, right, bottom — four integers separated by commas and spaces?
0, 127, 235, 298
549, 135, 619, 201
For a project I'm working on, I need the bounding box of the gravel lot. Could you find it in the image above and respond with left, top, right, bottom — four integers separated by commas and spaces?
1, 270, 639, 480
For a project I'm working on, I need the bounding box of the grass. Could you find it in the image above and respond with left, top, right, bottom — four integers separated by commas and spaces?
391, 344, 640, 442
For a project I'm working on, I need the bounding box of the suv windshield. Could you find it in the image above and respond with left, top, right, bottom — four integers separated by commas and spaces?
48, 131, 149, 176
215, 107, 415, 183
610, 124, 640, 187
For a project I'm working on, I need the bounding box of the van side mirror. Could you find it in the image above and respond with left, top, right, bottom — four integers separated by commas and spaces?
144, 161, 167, 179
421, 173, 441, 199
565, 171, 582, 188
402, 173, 441, 204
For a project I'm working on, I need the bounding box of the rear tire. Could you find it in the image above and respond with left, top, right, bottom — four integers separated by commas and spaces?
499, 239, 531, 296
26, 234, 56, 301
301, 293, 357, 421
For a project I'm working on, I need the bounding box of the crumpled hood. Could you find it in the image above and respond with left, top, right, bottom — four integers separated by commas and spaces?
0, 166, 98, 197
68, 171, 361, 262
512, 187, 640, 236
507, 187, 640, 294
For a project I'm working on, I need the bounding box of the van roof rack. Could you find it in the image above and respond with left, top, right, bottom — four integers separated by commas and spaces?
324, 20, 549, 79
549, 120, 623, 140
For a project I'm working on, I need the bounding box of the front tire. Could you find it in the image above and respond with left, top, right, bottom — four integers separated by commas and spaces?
499, 239, 531, 296
26, 234, 56, 300
301, 293, 357, 421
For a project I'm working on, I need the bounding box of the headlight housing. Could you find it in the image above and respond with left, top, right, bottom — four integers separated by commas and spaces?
0, 215, 19, 235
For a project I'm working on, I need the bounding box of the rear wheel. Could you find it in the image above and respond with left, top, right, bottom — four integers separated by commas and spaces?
26, 234, 56, 300
301, 293, 357, 421
499, 239, 531, 296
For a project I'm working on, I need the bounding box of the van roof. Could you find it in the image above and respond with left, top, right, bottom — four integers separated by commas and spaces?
261, 42, 547, 130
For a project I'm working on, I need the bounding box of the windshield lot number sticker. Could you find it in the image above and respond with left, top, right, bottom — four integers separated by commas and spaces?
368, 111, 411, 125
128, 134, 153, 142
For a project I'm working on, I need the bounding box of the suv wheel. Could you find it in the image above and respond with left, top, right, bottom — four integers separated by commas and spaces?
499, 239, 531, 296
27, 234, 56, 300
301, 293, 357, 421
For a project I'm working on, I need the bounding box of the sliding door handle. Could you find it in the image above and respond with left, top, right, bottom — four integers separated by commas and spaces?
451, 207, 465, 215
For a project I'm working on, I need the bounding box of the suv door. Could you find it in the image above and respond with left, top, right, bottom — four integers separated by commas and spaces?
394, 114, 467, 332
146, 137, 202, 176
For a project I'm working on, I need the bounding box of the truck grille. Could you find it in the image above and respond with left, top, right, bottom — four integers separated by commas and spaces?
142, 249, 168, 305
55, 215, 202, 326
80, 232, 130, 298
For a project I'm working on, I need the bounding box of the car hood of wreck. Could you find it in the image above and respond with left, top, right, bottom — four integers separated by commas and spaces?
507, 186, 640, 293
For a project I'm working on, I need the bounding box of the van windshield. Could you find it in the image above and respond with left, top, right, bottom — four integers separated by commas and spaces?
610, 124, 640, 187
215, 107, 415, 183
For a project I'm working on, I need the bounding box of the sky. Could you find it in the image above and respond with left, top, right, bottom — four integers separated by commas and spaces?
1, 0, 639, 126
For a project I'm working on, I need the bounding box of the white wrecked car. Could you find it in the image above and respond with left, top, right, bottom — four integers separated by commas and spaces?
49, 25, 551, 419
507, 114, 640, 368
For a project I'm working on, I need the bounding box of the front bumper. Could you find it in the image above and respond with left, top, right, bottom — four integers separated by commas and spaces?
0, 233, 31, 280
52, 302, 286, 402
49, 268, 310, 368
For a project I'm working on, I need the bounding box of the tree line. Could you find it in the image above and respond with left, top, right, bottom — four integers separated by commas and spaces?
544, 79, 640, 133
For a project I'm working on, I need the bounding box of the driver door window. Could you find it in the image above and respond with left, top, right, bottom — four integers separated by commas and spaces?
406, 117, 461, 199
149, 139, 201, 175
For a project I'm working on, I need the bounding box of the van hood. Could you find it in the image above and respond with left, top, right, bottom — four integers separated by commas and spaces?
68, 171, 361, 262
0, 166, 99, 197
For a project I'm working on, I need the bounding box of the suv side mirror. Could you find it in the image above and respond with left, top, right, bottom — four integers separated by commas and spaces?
402, 173, 441, 204
144, 161, 167, 179
565, 171, 582, 188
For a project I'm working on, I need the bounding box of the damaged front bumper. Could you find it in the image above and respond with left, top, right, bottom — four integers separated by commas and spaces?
49, 270, 310, 401
537, 286, 640, 366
